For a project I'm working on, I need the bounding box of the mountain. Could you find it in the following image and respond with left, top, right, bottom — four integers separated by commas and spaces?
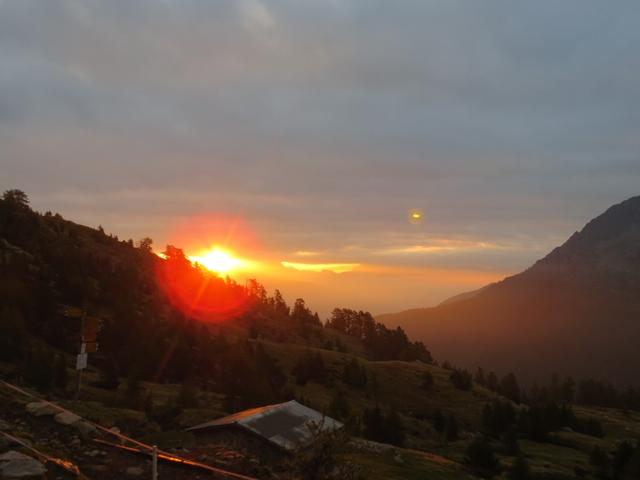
378, 196, 640, 385
3, 190, 640, 479
437, 285, 488, 306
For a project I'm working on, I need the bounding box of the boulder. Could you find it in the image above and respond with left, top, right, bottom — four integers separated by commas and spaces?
54, 411, 81, 426
74, 421, 97, 438
25, 402, 58, 417
0, 451, 29, 462
125, 466, 144, 476
0, 451, 47, 478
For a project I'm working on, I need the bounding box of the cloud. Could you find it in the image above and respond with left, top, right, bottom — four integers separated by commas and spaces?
2, 0, 640, 312
281, 261, 359, 274
241, 0, 276, 31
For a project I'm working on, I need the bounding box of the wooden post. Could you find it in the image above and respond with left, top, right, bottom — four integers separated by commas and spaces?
74, 310, 86, 400
152, 445, 158, 480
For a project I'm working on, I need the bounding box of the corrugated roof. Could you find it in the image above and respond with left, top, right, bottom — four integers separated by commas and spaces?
187, 400, 343, 451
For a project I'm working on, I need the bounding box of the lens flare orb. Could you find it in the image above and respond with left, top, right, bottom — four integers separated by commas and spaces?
409, 209, 424, 224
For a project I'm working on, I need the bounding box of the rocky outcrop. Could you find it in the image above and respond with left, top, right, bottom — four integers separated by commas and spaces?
0, 451, 47, 478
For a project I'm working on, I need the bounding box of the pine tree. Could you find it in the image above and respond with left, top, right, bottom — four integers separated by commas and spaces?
445, 414, 459, 441
465, 436, 501, 478
432, 408, 445, 434
328, 391, 350, 421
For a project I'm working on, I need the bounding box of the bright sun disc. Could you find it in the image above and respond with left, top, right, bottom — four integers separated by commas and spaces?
189, 247, 242, 274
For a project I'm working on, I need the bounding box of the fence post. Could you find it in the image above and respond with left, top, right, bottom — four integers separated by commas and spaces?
152, 445, 158, 480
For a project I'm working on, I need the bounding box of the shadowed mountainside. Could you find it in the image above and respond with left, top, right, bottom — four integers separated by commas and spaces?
378, 196, 640, 385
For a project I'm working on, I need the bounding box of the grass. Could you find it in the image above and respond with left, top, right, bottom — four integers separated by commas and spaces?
6, 341, 640, 479
344, 450, 468, 480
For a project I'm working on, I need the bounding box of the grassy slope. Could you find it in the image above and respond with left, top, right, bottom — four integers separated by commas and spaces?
5, 337, 640, 480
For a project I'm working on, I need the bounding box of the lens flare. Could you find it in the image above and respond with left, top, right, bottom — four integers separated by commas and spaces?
155, 214, 259, 323
409, 209, 424, 224
189, 247, 243, 274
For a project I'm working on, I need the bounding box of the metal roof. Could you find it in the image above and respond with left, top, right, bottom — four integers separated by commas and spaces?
187, 400, 343, 451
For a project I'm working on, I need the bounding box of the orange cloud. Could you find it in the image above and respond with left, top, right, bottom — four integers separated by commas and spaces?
281, 261, 359, 274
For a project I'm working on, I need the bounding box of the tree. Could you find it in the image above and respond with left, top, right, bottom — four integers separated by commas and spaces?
363, 406, 384, 442
362, 407, 405, 446
292, 352, 327, 385
3, 189, 29, 208
465, 436, 501, 479
288, 424, 358, 480
445, 414, 459, 441
507, 455, 530, 480
432, 408, 445, 434
163, 244, 187, 262
138, 237, 153, 252
612, 441, 635, 478
383, 408, 406, 446
343, 358, 367, 389
328, 391, 350, 421
502, 429, 520, 456
475, 367, 487, 387
486, 371, 499, 392
450, 368, 472, 390
420, 371, 435, 390
291, 298, 320, 326
500, 373, 521, 403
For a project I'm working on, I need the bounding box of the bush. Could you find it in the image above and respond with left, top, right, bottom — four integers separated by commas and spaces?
362, 406, 405, 446
292, 352, 328, 386
464, 436, 501, 479
420, 371, 435, 390
342, 358, 367, 389
450, 368, 472, 390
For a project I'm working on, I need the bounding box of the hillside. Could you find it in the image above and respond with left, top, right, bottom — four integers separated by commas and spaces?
378, 196, 640, 385
2, 190, 640, 479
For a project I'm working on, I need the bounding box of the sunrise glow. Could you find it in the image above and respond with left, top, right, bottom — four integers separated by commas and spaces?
189, 247, 244, 274
281, 261, 359, 274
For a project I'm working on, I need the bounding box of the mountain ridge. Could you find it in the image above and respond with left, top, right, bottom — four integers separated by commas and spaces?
378, 195, 640, 385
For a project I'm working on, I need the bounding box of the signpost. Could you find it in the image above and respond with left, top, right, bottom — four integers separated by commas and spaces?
74, 311, 101, 400
76, 352, 88, 370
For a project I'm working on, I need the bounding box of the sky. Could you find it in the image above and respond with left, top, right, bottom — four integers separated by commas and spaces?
2, 1, 640, 317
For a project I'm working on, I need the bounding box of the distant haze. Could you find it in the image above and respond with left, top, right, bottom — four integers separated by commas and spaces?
2, 1, 640, 316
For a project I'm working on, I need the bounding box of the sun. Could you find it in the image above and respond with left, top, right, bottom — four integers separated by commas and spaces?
189, 247, 243, 274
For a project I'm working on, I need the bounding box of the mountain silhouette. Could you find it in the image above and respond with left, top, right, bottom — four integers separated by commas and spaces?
378, 196, 640, 385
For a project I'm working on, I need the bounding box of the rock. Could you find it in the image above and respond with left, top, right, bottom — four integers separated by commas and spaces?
0, 420, 10, 429
74, 421, 97, 438
88, 464, 108, 472
0, 451, 47, 478
54, 411, 81, 426
125, 466, 144, 476
0, 451, 30, 462
25, 402, 58, 417
85, 450, 102, 458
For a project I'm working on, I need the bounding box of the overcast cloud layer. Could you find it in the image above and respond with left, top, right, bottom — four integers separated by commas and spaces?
2, 0, 639, 314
